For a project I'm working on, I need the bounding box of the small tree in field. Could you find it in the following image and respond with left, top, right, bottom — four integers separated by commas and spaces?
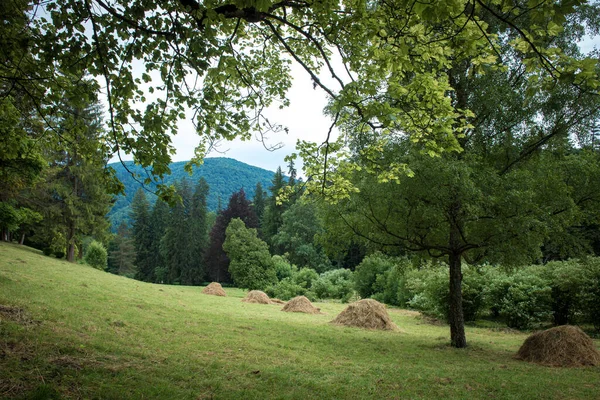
223, 218, 276, 290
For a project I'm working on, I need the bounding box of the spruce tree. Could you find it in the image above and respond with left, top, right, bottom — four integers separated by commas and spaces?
107, 221, 136, 276
253, 182, 266, 225
183, 178, 210, 285
131, 188, 153, 281
261, 167, 286, 248
149, 198, 169, 282
161, 179, 192, 284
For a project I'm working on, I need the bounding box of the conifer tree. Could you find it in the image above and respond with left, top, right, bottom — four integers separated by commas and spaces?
149, 198, 169, 281
131, 188, 153, 281
161, 179, 192, 284
107, 221, 136, 276
183, 178, 210, 285
261, 167, 287, 248
253, 182, 266, 232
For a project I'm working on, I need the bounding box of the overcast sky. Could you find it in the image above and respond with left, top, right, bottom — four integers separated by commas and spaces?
117, 35, 599, 175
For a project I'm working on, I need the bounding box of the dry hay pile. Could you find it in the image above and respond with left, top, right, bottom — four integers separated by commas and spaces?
242, 290, 272, 304
331, 299, 398, 331
201, 282, 226, 296
515, 325, 600, 367
281, 296, 321, 314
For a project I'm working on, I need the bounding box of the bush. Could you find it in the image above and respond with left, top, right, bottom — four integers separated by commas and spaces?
312, 269, 354, 301
580, 258, 600, 331
265, 278, 309, 300
353, 252, 399, 298
373, 258, 414, 306
405, 263, 490, 322
272, 255, 296, 281
405, 265, 448, 319
543, 260, 586, 325
293, 267, 319, 289
488, 266, 552, 330
84, 241, 108, 270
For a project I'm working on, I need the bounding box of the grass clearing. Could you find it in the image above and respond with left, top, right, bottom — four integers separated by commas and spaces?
1, 242, 599, 399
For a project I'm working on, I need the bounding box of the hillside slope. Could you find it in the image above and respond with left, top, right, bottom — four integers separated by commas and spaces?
108, 158, 275, 228
1, 242, 599, 399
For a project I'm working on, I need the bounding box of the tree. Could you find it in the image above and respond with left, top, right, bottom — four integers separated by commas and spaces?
131, 188, 153, 281
148, 198, 169, 280
262, 167, 287, 246
271, 200, 331, 272
185, 177, 210, 285
161, 179, 193, 284
323, 16, 600, 346
223, 218, 277, 290
252, 182, 266, 229
107, 221, 136, 276
206, 189, 258, 283
26, 83, 114, 261
9, 0, 594, 206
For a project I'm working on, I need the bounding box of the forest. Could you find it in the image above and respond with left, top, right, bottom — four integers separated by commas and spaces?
2, 0, 600, 357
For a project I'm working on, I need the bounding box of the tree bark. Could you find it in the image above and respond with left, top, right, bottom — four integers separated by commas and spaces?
448, 199, 467, 348
19, 234, 25, 245
448, 250, 467, 348
67, 221, 76, 262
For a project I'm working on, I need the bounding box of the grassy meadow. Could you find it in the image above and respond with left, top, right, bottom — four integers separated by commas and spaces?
1, 242, 599, 399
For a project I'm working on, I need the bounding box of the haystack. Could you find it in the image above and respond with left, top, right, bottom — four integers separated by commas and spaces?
281, 296, 321, 314
515, 325, 600, 367
331, 299, 398, 331
201, 282, 226, 297
242, 290, 272, 304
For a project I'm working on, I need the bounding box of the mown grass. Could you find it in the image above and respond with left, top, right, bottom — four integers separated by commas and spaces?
1, 242, 599, 399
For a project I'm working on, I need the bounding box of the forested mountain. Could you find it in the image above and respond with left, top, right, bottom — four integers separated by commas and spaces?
108, 158, 275, 229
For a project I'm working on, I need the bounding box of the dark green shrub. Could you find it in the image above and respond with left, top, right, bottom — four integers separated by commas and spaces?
406, 263, 490, 322
489, 267, 552, 329
543, 260, 585, 325
353, 252, 399, 298
265, 278, 310, 301
580, 258, 600, 331
293, 267, 319, 289
272, 255, 296, 281
312, 269, 354, 300
84, 240, 108, 270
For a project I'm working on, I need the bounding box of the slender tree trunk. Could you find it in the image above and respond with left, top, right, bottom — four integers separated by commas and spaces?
448, 200, 467, 348
19, 234, 25, 245
67, 222, 76, 262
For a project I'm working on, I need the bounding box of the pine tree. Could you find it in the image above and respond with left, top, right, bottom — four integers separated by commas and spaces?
149, 198, 169, 282
29, 84, 113, 261
261, 167, 286, 247
253, 182, 265, 220
183, 177, 210, 285
131, 188, 153, 281
107, 221, 136, 276
161, 179, 192, 284
206, 189, 258, 283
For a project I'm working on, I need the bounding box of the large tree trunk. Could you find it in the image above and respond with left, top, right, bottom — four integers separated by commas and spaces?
448, 251, 467, 348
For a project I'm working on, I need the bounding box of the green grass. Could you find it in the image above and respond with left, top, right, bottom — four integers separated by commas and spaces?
1, 242, 599, 399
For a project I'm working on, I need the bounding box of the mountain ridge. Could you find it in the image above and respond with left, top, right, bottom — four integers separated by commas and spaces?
107, 157, 276, 229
